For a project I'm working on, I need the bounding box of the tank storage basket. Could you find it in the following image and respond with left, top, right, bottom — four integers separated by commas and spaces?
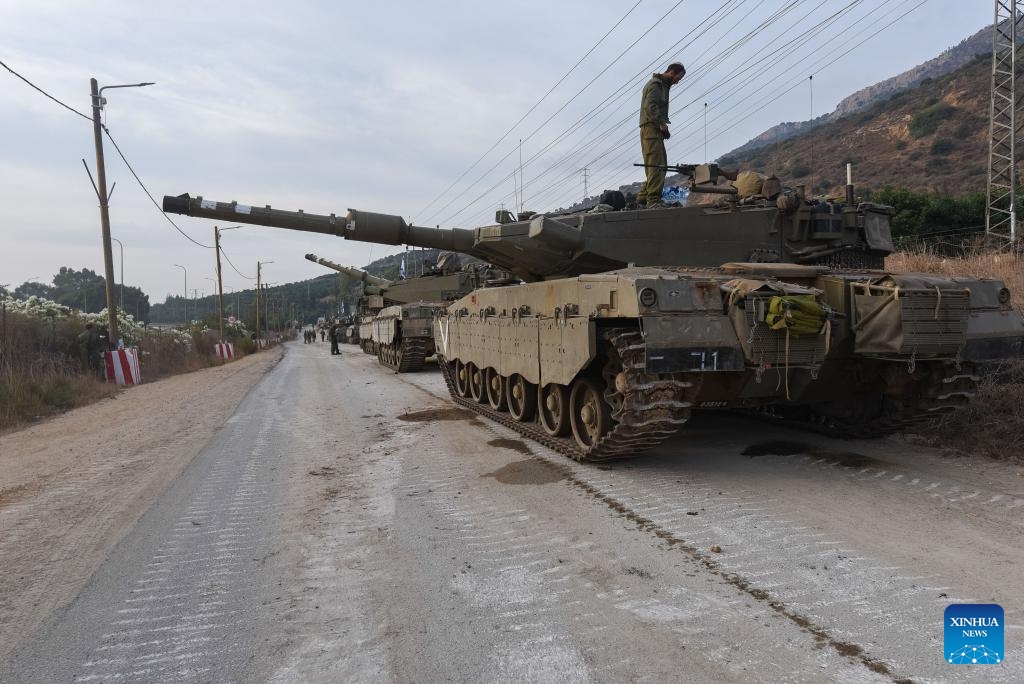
722, 278, 832, 368
851, 275, 968, 357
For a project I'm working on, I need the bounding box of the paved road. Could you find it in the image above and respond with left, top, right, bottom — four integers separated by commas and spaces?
3, 340, 1021, 682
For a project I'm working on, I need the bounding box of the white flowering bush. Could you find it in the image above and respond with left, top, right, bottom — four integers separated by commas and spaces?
1, 294, 71, 318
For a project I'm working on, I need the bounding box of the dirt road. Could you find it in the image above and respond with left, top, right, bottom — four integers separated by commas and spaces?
1, 340, 1020, 682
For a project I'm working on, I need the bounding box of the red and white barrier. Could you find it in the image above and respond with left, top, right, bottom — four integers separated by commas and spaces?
215, 342, 235, 360
103, 347, 141, 386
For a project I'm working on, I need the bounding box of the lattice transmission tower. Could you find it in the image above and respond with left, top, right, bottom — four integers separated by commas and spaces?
986, 0, 1024, 246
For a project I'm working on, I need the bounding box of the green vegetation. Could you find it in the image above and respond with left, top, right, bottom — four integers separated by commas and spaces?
930, 138, 955, 155
909, 102, 955, 138
866, 187, 985, 240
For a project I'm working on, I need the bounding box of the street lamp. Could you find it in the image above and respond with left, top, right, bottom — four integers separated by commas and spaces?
204, 277, 216, 318
111, 237, 124, 310
90, 78, 154, 346
173, 264, 187, 324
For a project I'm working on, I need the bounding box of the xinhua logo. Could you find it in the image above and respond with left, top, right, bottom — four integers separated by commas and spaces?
944, 604, 1004, 665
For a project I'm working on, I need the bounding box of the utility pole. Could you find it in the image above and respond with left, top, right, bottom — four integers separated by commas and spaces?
88, 78, 153, 343
256, 262, 261, 350
986, 0, 1022, 246
581, 167, 590, 205
214, 226, 225, 341
90, 78, 120, 346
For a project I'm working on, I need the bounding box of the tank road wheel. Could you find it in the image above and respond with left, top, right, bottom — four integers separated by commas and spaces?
538, 383, 570, 436
485, 368, 508, 411
506, 374, 537, 422
468, 363, 487, 403
569, 377, 612, 450
454, 359, 471, 397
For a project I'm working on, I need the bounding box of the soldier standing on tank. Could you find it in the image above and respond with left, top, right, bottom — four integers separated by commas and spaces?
638, 62, 686, 209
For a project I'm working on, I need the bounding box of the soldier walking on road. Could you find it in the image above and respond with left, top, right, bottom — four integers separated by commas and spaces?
638, 62, 685, 209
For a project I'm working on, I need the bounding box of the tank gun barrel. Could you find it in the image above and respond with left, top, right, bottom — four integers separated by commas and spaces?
162, 194, 477, 253
304, 253, 390, 287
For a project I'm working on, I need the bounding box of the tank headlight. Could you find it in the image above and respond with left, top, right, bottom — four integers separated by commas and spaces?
639, 287, 658, 308
998, 287, 1011, 305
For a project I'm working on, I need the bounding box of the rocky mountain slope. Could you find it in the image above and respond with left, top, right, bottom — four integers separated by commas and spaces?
725, 22, 995, 158
719, 53, 991, 196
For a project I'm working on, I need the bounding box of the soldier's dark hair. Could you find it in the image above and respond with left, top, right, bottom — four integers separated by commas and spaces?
666, 62, 686, 75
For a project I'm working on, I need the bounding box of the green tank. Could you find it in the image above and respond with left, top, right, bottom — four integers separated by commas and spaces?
163, 172, 1024, 462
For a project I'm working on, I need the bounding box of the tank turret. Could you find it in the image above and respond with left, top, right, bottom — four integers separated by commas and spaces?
163, 172, 893, 282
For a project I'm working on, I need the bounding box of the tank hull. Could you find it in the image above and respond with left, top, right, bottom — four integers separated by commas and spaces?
434, 264, 1024, 461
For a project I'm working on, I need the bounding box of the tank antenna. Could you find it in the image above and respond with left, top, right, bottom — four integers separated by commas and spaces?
519, 138, 525, 215
808, 75, 814, 196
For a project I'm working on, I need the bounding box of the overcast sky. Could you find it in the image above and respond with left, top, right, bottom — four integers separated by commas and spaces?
0, 0, 994, 306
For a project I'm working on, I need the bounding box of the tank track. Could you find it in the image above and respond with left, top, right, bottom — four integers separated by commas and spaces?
377, 337, 429, 373
750, 362, 978, 438
437, 329, 699, 463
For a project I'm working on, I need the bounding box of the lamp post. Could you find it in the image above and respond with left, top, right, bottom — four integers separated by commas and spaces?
90, 78, 154, 346
111, 237, 124, 310
173, 264, 187, 324
204, 277, 216, 320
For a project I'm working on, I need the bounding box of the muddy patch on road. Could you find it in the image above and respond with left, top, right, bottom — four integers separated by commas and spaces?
742, 440, 808, 457
486, 438, 533, 456
398, 408, 476, 422
743, 441, 886, 469
483, 459, 565, 485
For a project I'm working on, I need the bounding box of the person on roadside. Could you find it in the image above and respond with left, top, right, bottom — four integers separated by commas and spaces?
77, 322, 103, 378
320, 328, 326, 343
329, 321, 341, 355
638, 62, 686, 209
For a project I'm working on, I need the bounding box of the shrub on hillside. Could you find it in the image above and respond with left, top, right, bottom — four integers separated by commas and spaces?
909, 102, 955, 138
930, 138, 955, 155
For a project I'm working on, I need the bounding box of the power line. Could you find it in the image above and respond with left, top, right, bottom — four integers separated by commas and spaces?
413, 0, 646, 223
102, 126, 214, 249
426, 0, 691, 225
219, 245, 256, 280
0, 57, 216, 251
0, 58, 91, 120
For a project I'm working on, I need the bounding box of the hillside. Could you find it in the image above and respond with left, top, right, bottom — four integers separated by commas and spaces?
725, 22, 995, 157
719, 53, 992, 197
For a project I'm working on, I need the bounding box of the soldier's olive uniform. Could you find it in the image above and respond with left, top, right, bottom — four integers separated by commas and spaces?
77, 326, 102, 377
638, 73, 672, 206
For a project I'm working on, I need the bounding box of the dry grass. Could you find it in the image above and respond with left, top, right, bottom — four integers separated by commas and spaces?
908, 361, 1024, 462
0, 309, 271, 432
887, 246, 1024, 462
885, 246, 1024, 309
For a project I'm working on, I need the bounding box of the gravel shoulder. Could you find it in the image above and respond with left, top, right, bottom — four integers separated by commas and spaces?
0, 347, 283, 663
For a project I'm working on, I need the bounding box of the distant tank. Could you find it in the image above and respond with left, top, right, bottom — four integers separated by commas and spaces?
304, 252, 511, 371
164, 166, 1024, 462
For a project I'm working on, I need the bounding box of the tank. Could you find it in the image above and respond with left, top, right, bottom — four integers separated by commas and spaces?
304, 252, 510, 371
163, 171, 1024, 462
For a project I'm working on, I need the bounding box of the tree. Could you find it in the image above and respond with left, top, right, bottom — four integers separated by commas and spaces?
13, 281, 55, 300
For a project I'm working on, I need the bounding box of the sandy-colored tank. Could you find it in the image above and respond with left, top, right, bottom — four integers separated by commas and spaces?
163, 174, 1024, 462
306, 252, 510, 371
